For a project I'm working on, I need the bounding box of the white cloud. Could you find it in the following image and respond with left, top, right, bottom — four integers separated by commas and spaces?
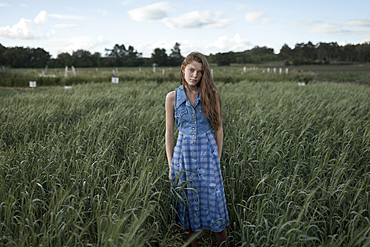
236, 4, 253, 11
163, 10, 232, 29
95, 9, 108, 17
128, 2, 174, 21
205, 34, 252, 53
339, 41, 347, 46
245, 11, 273, 25
364, 37, 370, 43
293, 20, 323, 27
0, 18, 34, 39
0, 11, 54, 39
34, 11, 48, 24
19, 3, 29, 8
49, 14, 84, 20
0, 3, 10, 7
53, 24, 78, 28
56, 35, 109, 55
309, 22, 345, 34
347, 19, 370, 27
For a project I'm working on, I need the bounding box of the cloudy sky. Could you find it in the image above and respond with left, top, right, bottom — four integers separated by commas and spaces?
1, 0, 370, 58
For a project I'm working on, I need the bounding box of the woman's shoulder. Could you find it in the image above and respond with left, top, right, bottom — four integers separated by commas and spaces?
165, 91, 175, 109
166, 91, 175, 100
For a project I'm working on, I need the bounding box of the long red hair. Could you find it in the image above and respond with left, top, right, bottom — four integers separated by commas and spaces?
180, 52, 222, 130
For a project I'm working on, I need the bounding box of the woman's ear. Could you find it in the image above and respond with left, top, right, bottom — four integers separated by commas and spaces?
181, 65, 185, 73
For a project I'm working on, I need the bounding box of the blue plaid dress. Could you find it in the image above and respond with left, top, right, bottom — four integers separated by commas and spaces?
170, 85, 229, 233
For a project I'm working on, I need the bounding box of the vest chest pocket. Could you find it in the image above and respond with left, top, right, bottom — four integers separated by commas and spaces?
175, 108, 188, 118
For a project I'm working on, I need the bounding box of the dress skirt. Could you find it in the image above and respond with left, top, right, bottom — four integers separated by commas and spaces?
170, 130, 229, 232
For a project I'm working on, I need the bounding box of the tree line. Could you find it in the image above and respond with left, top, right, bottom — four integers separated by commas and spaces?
0, 41, 370, 68
208, 42, 370, 66
0, 42, 184, 68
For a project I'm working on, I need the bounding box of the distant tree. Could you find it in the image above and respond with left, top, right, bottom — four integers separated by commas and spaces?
279, 44, 293, 61
340, 44, 357, 62
0, 43, 7, 66
302, 41, 317, 61
168, 42, 184, 66
249, 46, 274, 56
105, 44, 128, 66
57, 52, 73, 67
317, 42, 339, 63
151, 48, 168, 66
126, 45, 143, 66
72, 50, 94, 67
3, 47, 31, 68
91, 52, 102, 67
29, 48, 51, 68
214, 52, 233, 66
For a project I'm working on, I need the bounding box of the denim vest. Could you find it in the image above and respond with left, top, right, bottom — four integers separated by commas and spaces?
175, 85, 212, 136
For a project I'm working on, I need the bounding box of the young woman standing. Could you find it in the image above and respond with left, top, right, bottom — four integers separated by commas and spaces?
165, 52, 229, 246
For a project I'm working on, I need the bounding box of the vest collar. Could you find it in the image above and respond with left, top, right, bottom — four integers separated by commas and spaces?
175, 85, 201, 109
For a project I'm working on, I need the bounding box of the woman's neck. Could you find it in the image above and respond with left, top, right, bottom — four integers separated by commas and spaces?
185, 85, 198, 94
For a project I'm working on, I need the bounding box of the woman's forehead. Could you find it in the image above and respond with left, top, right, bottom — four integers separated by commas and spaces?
187, 61, 203, 70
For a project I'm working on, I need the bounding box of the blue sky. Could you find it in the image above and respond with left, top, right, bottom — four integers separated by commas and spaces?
1, 0, 370, 58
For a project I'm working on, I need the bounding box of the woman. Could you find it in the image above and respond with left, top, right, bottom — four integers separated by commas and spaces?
165, 52, 229, 246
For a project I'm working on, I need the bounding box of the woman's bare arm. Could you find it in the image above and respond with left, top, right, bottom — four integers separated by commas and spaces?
214, 92, 223, 160
165, 91, 175, 179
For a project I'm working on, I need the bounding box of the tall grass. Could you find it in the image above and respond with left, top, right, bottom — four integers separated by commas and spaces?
0, 67, 315, 87
1, 80, 369, 246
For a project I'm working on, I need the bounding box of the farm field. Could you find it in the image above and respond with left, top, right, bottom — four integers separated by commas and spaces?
1, 77, 370, 246
1, 64, 370, 88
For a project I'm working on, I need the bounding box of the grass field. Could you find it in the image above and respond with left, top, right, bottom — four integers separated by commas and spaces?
1, 78, 370, 246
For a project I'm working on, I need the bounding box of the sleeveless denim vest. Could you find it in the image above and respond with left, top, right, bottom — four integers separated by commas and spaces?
174, 85, 212, 136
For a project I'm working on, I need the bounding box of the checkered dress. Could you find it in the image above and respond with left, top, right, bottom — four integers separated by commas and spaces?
170, 85, 229, 232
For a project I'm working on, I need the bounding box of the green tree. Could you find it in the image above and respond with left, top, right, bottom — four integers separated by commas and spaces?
72, 50, 94, 67
29, 48, 51, 68
105, 44, 128, 66
126, 45, 143, 67
151, 48, 168, 66
57, 52, 73, 67
168, 42, 184, 66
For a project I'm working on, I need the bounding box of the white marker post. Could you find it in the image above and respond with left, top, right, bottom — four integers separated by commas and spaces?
286, 68, 289, 74
162, 69, 165, 79
279, 68, 282, 74
243, 66, 246, 73
111, 77, 119, 84
273, 68, 276, 73
29, 81, 36, 88
267, 68, 270, 73
65, 66, 68, 77
42, 71, 45, 77
72, 66, 76, 76
112, 69, 116, 76
211, 69, 214, 78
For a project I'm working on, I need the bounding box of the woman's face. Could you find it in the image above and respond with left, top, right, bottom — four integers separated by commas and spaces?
182, 60, 203, 88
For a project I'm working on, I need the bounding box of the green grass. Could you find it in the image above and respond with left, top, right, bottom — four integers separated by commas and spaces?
1, 66, 316, 87
1, 80, 370, 246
